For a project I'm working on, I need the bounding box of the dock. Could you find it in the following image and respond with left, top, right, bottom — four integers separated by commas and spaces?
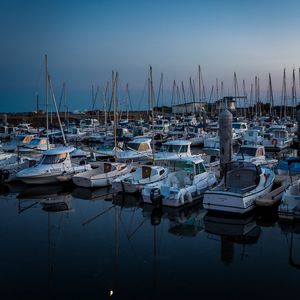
255, 175, 296, 207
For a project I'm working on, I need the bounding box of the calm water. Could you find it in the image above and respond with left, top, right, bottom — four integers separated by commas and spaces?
1, 181, 300, 300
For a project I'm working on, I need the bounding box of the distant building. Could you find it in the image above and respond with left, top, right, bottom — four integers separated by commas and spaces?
214, 97, 237, 113
172, 101, 207, 115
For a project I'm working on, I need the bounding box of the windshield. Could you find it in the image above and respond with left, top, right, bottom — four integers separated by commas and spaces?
41, 153, 67, 164
237, 147, 256, 157
128, 142, 139, 151
161, 144, 181, 153
168, 160, 194, 172
232, 123, 241, 129
30, 139, 41, 145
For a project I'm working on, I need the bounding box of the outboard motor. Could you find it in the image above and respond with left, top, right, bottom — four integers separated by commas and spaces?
150, 188, 162, 206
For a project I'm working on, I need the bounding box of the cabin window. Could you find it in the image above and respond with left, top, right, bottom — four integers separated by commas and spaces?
128, 143, 139, 151
168, 160, 193, 172
180, 145, 188, 153
30, 139, 41, 145
159, 169, 165, 176
238, 147, 256, 157
196, 163, 206, 174
142, 166, 151, 178
161, 144, 181, 153
104, 163, 112, 173
41, 153, 67, 164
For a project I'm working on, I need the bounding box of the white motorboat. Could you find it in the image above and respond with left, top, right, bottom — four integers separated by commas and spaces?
72, 161, 132, 188
0, 156, 37, 183
112, 165, 167, 193
232, 122, 248, 137
155, 140, 191, 161
278, 178, 300, 221
243, 129, 264, 145
117, 137, 153, 162
18, 137, 54, 153
234, 145, 277, 167
203, 130, 242, 156
16, 146, 91, 185
263, 129, 293, 152
65, 127, 87, 142
203, 161, 275, 214
142, 156, 217, 207
1, 134, 34, 152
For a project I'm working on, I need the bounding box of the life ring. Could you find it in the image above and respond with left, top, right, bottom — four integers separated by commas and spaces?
272, 138, 277, 146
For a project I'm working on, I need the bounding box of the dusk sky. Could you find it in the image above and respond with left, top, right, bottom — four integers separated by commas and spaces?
1, 0, 300, 112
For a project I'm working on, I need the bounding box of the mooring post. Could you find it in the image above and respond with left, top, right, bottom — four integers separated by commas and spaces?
219, 99, 233, 178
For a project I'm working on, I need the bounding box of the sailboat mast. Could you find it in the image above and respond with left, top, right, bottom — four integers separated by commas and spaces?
198, 65, 202, 103
45, 54, 49, 150
150, 66, 155, 164
112, 71, 117, 155
269, 73, 274, 117
283, 68, 287, 120
181, 81, 187, 115
292, 69, 296, 120
126, 83, 129, 121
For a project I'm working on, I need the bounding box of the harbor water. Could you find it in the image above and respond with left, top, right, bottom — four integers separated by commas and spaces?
1, 180, 300, 300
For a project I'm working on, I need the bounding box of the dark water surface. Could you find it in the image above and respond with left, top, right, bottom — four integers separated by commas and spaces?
1, 182, 299, 300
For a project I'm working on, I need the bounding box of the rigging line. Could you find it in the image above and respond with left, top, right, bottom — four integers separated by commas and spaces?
118, 214, 138, 256
156, 73, 163, 107
127, 217, 147, 240
127, 206, 138, 234
58, 82, 66, 112
82, 205, 115, 226
127, 88, 134, 112
158, 218, 166, 253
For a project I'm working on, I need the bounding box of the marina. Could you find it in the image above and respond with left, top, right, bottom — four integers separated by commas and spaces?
2, 1, 300, 299
1, 75, 300, 299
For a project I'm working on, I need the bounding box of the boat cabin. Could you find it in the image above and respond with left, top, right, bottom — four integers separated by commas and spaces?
39, 147, 74, 167
160, 140, 191, 154
244, 129, 263, 145
222, 161, 261, 193
127, 138, 152, 152
236, 145, 265, 160
232, 122, 248, 134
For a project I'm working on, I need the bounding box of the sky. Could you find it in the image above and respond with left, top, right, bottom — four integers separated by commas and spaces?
1, 0, 300, 112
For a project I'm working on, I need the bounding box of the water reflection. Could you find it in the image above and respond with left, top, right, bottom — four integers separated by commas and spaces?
2, 181, 300, 299
143, 203, 205, 237
204, 212, 261, 265
17, 184, 74, 213
279, 221, 300, 270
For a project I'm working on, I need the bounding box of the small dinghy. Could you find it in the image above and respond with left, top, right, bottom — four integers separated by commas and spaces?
203, 161, 275, 214
112, 165, 167, 194
72, 162, 132, 188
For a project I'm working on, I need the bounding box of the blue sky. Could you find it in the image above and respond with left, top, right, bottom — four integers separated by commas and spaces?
1, 0, 300, 112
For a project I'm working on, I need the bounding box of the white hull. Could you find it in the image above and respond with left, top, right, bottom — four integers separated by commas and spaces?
72, 163, 131, 188
73, 175, 114, 188
203, 181, 273, 214
143, 173, 217, 207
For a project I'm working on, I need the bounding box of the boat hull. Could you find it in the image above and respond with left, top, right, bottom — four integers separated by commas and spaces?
203, 182, 273, 214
